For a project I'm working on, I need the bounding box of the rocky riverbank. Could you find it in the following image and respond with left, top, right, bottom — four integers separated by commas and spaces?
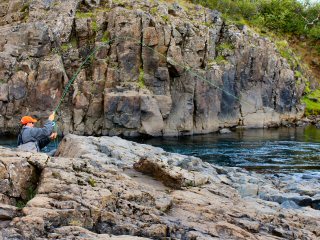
1, 134, 319, 239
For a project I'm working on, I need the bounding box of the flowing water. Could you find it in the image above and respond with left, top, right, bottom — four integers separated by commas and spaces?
2, 126, 320, 176
133, 126, 320, 175
0, 135, 60, 154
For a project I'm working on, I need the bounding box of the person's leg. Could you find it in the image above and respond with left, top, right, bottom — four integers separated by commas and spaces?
38, 137, 51, 150
46, 149, 57, 157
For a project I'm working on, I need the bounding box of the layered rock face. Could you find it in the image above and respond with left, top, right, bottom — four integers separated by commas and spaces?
0, 0, 305, 136
1, 135, 319, 239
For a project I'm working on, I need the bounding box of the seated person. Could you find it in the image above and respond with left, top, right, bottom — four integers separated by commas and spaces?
17, 112, 57, 154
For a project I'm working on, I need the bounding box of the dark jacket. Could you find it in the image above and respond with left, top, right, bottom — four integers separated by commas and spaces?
17, 121, 54, 151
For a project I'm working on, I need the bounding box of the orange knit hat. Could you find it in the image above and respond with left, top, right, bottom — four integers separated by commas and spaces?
21, 116, 37, 125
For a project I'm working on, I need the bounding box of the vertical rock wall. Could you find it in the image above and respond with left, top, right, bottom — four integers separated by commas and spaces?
0, 0, 305, 136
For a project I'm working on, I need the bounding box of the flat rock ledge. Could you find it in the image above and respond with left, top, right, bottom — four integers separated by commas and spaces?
0, 134, 319, 240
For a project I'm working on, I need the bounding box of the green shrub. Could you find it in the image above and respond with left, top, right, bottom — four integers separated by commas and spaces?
88, 177, 96, 187
150, 7, 157, 15
20, 3, 29, 12
161, 15, 170, 23
275, 40, 299, 68
101, 31, 110, 43
61, 43, 70, 52
138, 68, 145, 88
16, 186, 36, 209
294, 70, 302, 78
216, 42, 234, 52
91, 20, 99, 32
309, 26, 320, 40
187, 0, 320, 41
76, 11, 94, 18
302, 89, 320, 115
215, 55, 228, 65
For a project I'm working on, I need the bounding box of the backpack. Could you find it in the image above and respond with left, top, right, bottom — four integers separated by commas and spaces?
17, 128, 40, 152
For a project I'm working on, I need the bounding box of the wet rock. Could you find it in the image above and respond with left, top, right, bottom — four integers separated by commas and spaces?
311, 199, 320, 210
219, 128, 232, 134
281, 200, 300, 209
259, 192, 313, 207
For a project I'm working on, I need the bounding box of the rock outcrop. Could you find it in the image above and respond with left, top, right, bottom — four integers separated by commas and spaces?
0, 0, 306, 136
1, 134, 319, 239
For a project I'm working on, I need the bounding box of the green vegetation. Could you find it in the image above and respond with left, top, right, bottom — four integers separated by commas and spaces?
161, 15, 170, 23
150, 7, 158, 15
275, 40, 300, 68
88, 177, 96, 187
216, 42, 234, 52
20, 2, 30, 21
102, 31, 110, 43
91, 20, 99, 32
302, 89, 320, 116
61, 43, 70, 52
188, 0, 320, 41
138, 68, 145, 88
16, 186, 37, 209
214, 55, 228, 65
294, 70, 303, 79
70, 35, 78, 48
69, 219, 83, 226
75, 11, 94, 18
20, 3, 29, 13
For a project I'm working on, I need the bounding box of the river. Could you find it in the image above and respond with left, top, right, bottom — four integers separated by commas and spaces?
133, 126, 320, 176
2, 126, 320, 176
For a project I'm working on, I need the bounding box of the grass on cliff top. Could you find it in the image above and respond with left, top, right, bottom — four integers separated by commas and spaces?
302, 89, 320, 116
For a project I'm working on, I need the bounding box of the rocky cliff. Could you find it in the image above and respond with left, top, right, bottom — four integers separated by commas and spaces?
0, 0, 306, 136
1, 135, 319, 239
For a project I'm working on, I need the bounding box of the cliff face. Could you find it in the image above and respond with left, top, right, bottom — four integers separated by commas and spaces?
0, 0, 306, 136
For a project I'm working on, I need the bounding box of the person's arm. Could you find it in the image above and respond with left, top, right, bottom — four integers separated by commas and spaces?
30, 121, 54, 139
30, 112, 55, 140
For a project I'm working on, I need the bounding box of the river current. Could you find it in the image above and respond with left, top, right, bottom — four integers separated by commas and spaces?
133, 126, 320, 176
1, 126, 320, 176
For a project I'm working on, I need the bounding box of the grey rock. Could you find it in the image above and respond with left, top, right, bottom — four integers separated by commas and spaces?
219, 128, 232, 134
311, 199, 320, 210
239, 183, 259, 197
281, 200, 301, 209
0, 204, 20, 220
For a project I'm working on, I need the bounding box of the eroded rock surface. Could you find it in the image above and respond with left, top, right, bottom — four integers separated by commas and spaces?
1, 134, 319, 239
0, 0, 306, 136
